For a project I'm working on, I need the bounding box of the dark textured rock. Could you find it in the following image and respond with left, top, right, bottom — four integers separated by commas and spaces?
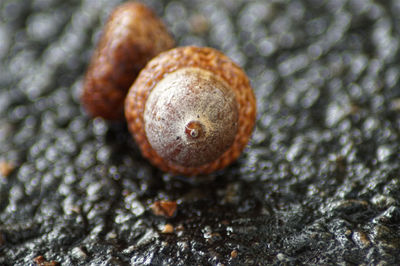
1, 0, 400, 265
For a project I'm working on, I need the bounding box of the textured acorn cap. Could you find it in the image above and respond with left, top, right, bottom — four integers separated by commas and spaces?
125, 46, 256, 176
82, 2, 175, 120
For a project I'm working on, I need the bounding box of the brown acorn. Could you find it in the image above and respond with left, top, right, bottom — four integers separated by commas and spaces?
125, 46, 256, 176
82, 2, 175, 120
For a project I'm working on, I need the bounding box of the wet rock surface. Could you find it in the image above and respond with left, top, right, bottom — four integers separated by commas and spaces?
1, 0, 400, 265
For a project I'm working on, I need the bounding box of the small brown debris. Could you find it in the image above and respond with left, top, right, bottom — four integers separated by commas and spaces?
231, 250, 238, 258
0, 232, 5, 246
211, 232, 221, 239
161, 223, 174, 234
335, 155, 346, 174
122, 189, 130, 196
353, 230, 371, 248
190, 14, 209, 34
221, 220, 229, 226
150, 200, 177, 217
0, 161, 14, 177
175, 224, 185, 232
350, 104, 360, 114
390, 98, 400, 111
69, 205, 81, 214
33, 255, 59, 266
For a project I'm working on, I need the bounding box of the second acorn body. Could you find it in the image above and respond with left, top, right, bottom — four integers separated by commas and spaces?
125, 46, 256, 175
82, 2, 174, 120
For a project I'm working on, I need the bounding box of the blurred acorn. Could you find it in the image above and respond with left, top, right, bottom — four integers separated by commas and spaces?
82, 2, 175, 120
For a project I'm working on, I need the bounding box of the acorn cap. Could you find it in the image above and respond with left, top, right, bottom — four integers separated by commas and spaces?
82, 2, 175, 120
125, 46, 256, 176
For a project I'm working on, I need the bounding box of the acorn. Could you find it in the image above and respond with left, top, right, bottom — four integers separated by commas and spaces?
82, 2, 175, 120
125, 46, 256, 175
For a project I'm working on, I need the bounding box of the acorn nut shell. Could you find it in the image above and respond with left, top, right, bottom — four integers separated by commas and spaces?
125, 46, 256, 176
82, 2, 175, 120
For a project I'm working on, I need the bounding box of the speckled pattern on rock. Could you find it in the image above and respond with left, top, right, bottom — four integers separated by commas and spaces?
1, 0, 400, 265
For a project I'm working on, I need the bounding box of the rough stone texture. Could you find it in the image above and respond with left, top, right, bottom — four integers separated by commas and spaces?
0, 0, 400, 265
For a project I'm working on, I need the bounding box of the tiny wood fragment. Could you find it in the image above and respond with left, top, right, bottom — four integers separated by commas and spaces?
0, 161, 14, 177
161, 223, 174, 234
231, 250, 238, 258
150, 200, 177, 217
33, 255, 59, 266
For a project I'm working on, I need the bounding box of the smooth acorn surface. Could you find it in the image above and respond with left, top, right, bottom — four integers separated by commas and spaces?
125, 46, 256, 176
82, 2, 175, 120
